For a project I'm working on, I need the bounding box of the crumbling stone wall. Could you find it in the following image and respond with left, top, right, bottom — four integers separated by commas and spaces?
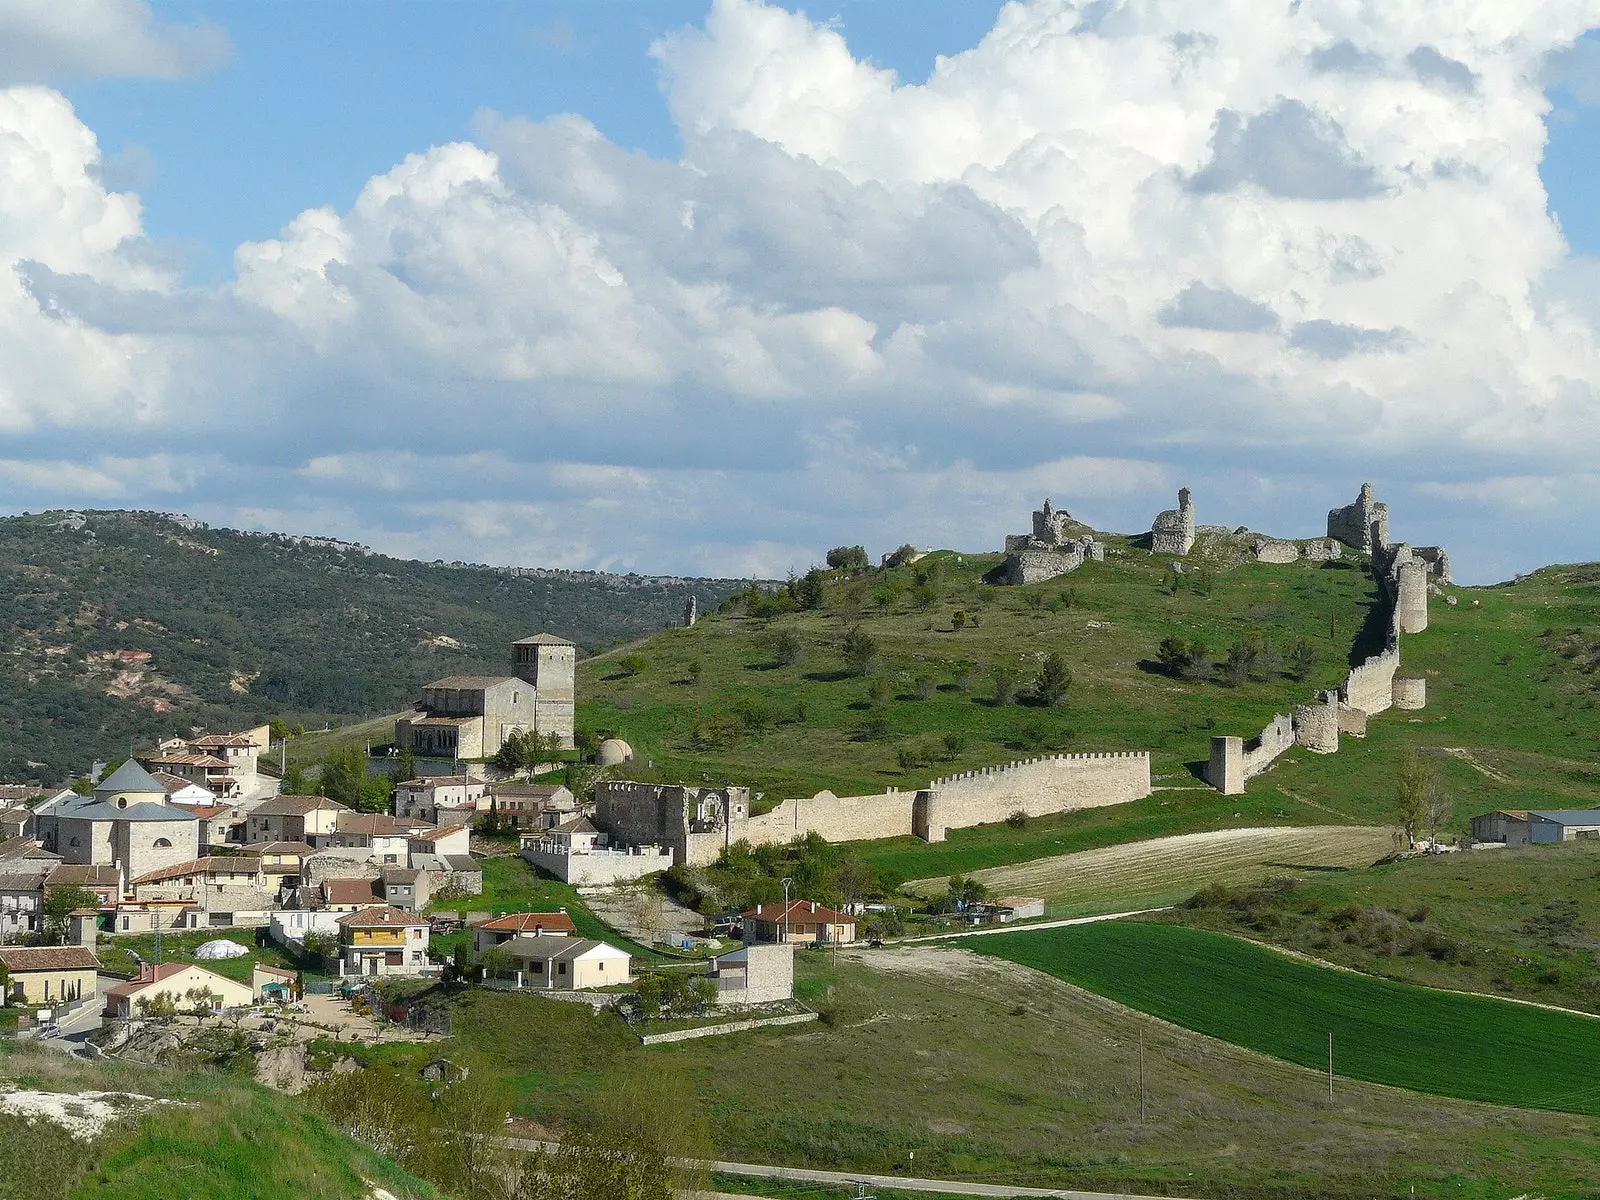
1327, 483, 1390, 553
1392, 676, 1427, 709
1003, 498, 1105, 585
1293, 693, 1340, 754
917, 753, 1152, 841
1204, 714, 1295, 793
1151, 488, 1196, 555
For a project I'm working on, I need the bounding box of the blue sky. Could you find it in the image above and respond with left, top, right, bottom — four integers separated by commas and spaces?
68, 2, 1016, 281
3, 0, 1600, 583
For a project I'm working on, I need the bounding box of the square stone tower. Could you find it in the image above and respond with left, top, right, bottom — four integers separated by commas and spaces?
512, 634, 576, 748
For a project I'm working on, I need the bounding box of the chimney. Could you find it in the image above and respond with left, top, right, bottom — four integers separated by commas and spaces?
810, 901, 817, 913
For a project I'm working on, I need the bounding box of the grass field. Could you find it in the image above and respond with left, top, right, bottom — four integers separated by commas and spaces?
0, 1041, 434, 1200
903, 824, 1397, 915
975, 920, 1600, 1115
333, 946, 1600, 1199
1167, 837, 1600, 1014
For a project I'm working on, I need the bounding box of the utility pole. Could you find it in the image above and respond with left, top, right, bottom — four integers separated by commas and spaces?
782, 877, 793, 943
1327, 1031, 1334, 1104
1139, 1030, 1146, 1121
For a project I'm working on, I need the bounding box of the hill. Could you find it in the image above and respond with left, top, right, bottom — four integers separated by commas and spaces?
0, 509, 744, 781
578, 546, 1600, 866
0, 1040, 434, 1199
576, 531, 1381, 801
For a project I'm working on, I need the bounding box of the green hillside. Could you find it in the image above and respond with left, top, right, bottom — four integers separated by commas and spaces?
0, 509, 743, 781
579, 549, 1600, 860
577, 532, 1380, 800
0, 1041, 435, 1200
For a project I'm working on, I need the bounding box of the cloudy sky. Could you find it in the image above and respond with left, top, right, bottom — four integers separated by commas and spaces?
3, 0, 1600, 583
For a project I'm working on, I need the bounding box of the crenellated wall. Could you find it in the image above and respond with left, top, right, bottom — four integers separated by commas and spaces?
918, 752, 1152, 842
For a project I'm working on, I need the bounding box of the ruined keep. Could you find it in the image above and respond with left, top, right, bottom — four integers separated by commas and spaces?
1002, 498, 1105, 585
1150, 488, 1196, 555
1327, 483, 1390, 554
683, 595, 697, 628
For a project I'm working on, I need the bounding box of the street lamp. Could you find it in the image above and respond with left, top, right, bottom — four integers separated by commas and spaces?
781, 876, 793, 943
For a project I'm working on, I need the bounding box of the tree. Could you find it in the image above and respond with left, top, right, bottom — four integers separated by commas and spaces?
795, 568, 827, 610
840, 626, 878, 676
478, 947, 513, 982
826, 545, 870, 573
318, 744, 369, 808
990, 663, 1019, 706
1222, 640, 1254, 687
395, 744, 416, 782
1288, 638, 1317, 682
268, 717, 290, 743
448, 939, 475, 984
772, 629, 803, 667
493, 729, 529, 772
41, 885, 97, 944
616, 653, 649, 677
1251, 637, 1282, 681
1395, 750, 1438, 847
686, 660, 703, 686
1034, 652, 1072, 706
1425, 783, 1454, 851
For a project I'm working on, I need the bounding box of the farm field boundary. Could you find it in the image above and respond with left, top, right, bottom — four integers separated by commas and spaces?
974, 921, 1600, 1116
904, 825, 1395, 915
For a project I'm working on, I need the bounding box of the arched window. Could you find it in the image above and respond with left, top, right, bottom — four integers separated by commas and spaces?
153, 837, 172, 848
68, 837, 80, 848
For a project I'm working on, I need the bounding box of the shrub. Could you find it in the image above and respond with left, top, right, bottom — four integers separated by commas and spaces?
772, 629, 804, 667
913, 675, 936, 700
940, 731, 967, 760
841, 626, 879, 676
1034, 652, 1072, 706
616, 653, 649, 677
1005, 810, 1029, 829
990, 663, 1019, 705
858, 715, 892, 741
951, 609, 967, 630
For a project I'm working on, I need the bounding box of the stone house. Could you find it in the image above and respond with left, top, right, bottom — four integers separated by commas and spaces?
0, 946, 100, 1007
488, 782, 577, 832
103, 961, 253, 1018
138, 752, 240, 797
407, 825, 471, 860
492, 934, 631, 991
247, 795, 350, 846
393, 775, 488, 823
394, 634, 576, 760
380, 867, 431, 912
317, 877, 386, 912
336, 906, 430, 978
741, 900, 856, 945
234, 841, 315, 892
709, 942, 794, 1006
151, 770, 226, 809
328, 814, 416, 865
44, 863, 118, 907
0, 808, 32, 839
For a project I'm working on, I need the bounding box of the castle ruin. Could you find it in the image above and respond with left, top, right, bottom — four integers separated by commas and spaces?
1150, 488, 1196, 555
1326, 483, 1389, 554
1002, 498, 1105, 585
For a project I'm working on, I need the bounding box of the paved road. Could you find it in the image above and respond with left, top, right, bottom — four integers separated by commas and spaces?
890, 907, 1169, 945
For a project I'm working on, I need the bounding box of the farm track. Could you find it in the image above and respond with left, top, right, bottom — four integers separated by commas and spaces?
906, 825, 1396, 912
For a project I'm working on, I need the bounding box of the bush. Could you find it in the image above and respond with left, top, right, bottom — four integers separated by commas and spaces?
1005, 810, 1029, 829
940, 731, 967, 760
771, 629, 803, 667
841, 626, 879, 676
1034, 652, 1072, 706
990, 663, 1019, 706
826, 545, 871, 573
615, 653, 649, 677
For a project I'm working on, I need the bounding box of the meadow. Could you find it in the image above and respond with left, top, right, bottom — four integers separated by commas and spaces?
974, 921, 1600, 1115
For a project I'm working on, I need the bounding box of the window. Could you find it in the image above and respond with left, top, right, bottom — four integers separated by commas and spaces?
154, 838, 171, 848
558, 962, 567, 975
68, 838, 80, 848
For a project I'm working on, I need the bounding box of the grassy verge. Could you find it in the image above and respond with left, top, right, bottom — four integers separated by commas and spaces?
974, 920, 1600, 1115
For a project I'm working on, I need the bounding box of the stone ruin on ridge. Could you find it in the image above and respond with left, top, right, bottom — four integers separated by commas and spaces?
1002, 498, 1105, 584
1150, 488, 1196, 555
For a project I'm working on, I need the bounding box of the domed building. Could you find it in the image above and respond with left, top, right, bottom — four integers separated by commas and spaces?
595, 738, 634, 767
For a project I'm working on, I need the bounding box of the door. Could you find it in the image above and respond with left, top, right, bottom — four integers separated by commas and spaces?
365, 956, 379, 977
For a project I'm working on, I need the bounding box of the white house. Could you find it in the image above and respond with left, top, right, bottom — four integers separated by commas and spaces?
492, 934, 632, 991
393, 775, 488, 823
103, 961, 253, 1018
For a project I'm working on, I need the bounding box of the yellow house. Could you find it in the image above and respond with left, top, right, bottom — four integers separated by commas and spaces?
102, 961, 253, 1018
0, 946, 100, 1007
337, 905, 429, 977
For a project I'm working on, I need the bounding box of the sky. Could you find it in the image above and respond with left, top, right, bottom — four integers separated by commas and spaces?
2, 1, 1600, 584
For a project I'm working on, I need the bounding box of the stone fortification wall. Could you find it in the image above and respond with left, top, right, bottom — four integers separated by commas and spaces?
1343, 642, 1400, 716
1293, 694, 1340, 754
1392, 676, 1427, 710
918, 753, 1151, 842
1205, 713, 1298, 792
520, 843, 673, 885
733, 790, 916, 853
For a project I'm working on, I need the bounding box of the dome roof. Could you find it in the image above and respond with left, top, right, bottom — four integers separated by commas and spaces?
94, 759, 165, 795
595, 738, 634, 767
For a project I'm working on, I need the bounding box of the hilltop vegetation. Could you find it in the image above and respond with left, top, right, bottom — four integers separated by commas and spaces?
578, 532, 1378, 800
0, 509, 743, 780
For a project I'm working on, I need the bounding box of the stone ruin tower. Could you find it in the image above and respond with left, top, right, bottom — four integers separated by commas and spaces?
1150, 487, 1196, 555
1326, 482, 1390, 555
1002, 498, 1105, 585
683, 595, 698, 628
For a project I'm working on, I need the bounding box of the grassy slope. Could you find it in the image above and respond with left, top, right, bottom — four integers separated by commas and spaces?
577, 540, 1377, 800
974, 921, 1600, 1114
1166, 838, 1600, 1014
95, 928, 304, 984
339, 949, 1600, 1199
0, 1042, 434, 1200
903, 824, 1396, 915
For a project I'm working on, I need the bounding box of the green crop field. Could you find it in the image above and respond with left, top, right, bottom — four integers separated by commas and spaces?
902, 824, 1397, 915
975, 920, 1600, 1115
1167, 837, 1600, 1015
